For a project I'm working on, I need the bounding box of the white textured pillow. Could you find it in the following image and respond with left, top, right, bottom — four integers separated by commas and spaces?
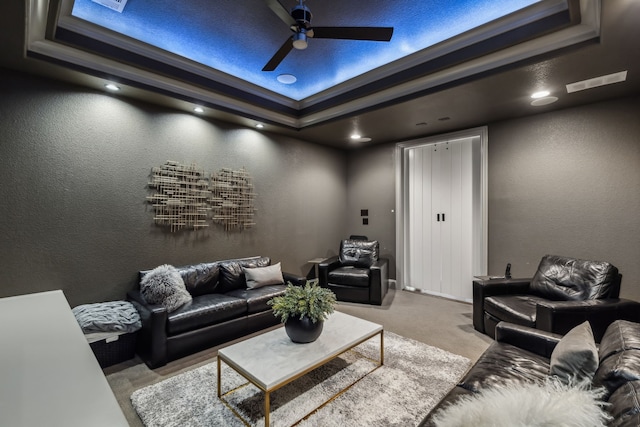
140, 264, 192, 312
244, 263, 284, 289
432, 379, 610, 427
550, 321, 599, 385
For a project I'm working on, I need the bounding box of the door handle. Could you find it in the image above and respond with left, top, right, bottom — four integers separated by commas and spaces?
442, 213, 445, 222
437, 213, 440, 222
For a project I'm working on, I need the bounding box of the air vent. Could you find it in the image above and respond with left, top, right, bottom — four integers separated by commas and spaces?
91, 0, 128, 13
566, 71, 628, 93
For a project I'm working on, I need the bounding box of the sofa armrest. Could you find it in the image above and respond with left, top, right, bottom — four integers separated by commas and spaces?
369, 258, 389, 305
472, 278, 531, 332
126, 289, 169, 368
536, 298, 640, 342
283, 272, 307, 286
318, 256, 340, 287
495, 322, 562, 358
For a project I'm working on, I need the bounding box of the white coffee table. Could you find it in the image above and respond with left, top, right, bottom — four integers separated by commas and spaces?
217, 311, 383, 426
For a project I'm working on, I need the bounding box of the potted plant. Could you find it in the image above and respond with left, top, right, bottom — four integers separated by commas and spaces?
268, 279, 337, 343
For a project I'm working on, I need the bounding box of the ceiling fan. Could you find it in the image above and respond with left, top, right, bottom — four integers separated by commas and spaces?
262, 0, 394, 71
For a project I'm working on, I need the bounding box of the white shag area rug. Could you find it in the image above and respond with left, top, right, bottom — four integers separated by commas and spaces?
131, 331, 471, 427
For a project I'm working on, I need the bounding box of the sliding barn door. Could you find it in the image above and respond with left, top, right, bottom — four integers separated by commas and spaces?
404, 136, 481, 301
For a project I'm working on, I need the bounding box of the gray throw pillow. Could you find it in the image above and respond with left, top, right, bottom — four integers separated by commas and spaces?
550, 321, 599, 385
140, 264, 192, 312
244, 263, 284, 289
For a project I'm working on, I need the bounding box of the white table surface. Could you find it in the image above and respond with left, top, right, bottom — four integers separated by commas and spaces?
218, 311, 383, 391
0, 290, 128, 427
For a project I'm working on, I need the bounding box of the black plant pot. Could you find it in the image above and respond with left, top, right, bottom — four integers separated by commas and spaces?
285, 316, 324, 343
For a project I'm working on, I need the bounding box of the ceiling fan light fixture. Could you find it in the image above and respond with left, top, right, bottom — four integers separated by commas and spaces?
292, 31, 308, 50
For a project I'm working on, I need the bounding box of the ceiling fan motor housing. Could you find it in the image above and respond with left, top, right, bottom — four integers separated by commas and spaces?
291, 4, 312, 29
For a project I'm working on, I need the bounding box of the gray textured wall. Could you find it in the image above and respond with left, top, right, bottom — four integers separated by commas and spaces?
347, 143, 397, 278
488, 96, 640, 299
0, 70, 347, 307
345, 96, 640, 300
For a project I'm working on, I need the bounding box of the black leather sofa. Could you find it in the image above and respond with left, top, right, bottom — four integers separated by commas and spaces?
420, 320, 640, 426
318, 239, 389, 305
473, 254, 640, 341
127, 256, 304, 368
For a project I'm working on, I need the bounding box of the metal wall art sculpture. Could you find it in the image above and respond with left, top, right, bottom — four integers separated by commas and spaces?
209, 167, 257, 231
147, 161, 256, 232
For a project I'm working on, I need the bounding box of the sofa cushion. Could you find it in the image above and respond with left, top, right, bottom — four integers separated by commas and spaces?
140, 264, 192, 313
176, 262, 221, 297
339, 239, 379, 268
608, 380, 640, 427
328, 266, 371, 288
599, 320, 640, 362
243, 263, 284, 289
484, 295, 548, 328
459, 341, 550, 393
594, 349, 640, 398
218, 257, 271, 293
166, 293, 247, 336
529, 254, 619, 301
226, 285, 287, 315
550, 321, 599, 385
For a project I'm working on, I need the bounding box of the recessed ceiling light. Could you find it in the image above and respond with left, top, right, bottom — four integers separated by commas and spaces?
530, 96, 559, 106
531, 90, 550, 99
193, 107, 204, 113
277, 74, 297, 84
255, 123, 264, 129
350, 134, 362, 140
350, 137, 372, 143
104, 83, 120, 91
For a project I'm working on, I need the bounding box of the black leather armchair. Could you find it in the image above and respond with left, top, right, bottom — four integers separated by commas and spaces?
318, 239, 389, 305
473, 254, 640, 341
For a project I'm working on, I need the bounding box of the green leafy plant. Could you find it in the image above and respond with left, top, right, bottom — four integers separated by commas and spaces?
268, 279, 337, 324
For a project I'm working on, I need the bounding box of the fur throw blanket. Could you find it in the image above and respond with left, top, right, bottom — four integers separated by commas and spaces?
432, 379, 610, 427
140, 264, 192, 312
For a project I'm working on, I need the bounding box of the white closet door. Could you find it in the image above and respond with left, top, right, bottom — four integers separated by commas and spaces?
405, 137, 477, 301
407, 147, 432, 290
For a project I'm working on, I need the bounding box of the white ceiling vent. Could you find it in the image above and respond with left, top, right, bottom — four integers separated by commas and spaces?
566, 71, 627, 93
91, 0, 128, 13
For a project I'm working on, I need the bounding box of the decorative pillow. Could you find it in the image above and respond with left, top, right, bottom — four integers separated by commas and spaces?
219, 257, 271, 293
244, 263, 284, 289
432, 379, 610, 427
140, 264, 192, 313
550, 321, 599, 385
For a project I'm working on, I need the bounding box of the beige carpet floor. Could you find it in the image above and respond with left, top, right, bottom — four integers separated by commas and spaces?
105, 287, 492, 426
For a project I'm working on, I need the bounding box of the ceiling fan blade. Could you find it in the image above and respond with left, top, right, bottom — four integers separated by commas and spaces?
265, 0, 296, 27
262, 38, 294, 71
311, 27, 394, 41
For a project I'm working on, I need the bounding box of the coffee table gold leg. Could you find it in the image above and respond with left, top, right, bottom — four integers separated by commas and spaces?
380, 330, 384, 365
264, 391, 270, 427
217, 357, 222, 397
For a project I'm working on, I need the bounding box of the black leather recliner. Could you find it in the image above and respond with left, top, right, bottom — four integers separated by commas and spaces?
318, 239, 389, 305
473, 254, 640, 341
